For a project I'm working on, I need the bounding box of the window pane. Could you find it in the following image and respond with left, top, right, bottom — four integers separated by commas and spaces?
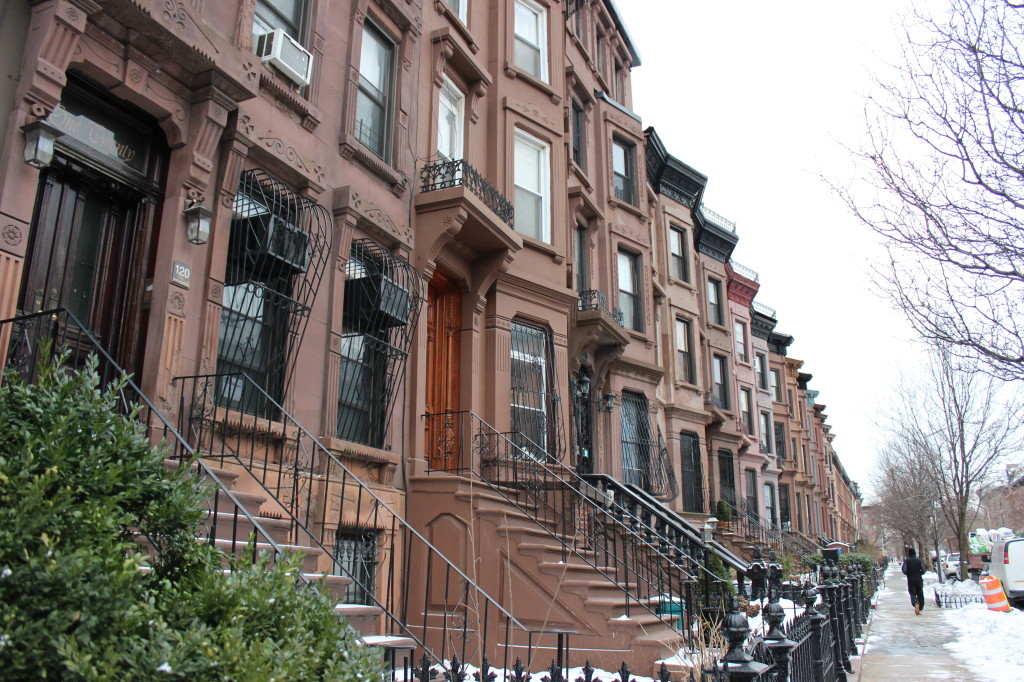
617, 251, 635, 293
514, 137, 541, 191
360, 29, 391, 93
515, 2, 539, 42
514, 40, 541, 76
514, 188, 542, 239
613, 142, 627, 175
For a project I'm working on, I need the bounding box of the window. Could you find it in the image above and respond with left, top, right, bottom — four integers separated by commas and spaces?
680, 431, 703, 514
437, 77, 465, 161
612, 139, 636, 204
769, 369, 780, 401
333, 529, 378, 605
755, 354, 768, 390
571, 99, 585, 169
514, 0, 547, 82
734, 321, 748, 362
707, 278, 723, 325
675, 317, 694, 384
718, 449, 736, 505
764, 482, 777, 528
740, 388, 753, 434
759, 412, 772, 452
444, 0, 467, 23
573, 2, 584, 39
775, 422, 787, 460
791, 437, 797, 463
795, 492, 804, 533
614, 62, 626, 102
575, 224, 588, 293
802, 445, 809, 475
779, 484, 791, 530
356, 23, 395, 159
621, 391, 655, 492
596, 31, 607, 78
617, 250, 642, 331
510, 320, 557, 460
712, 354, 728, 409
787, 389, 794, 416
745, 468, 758, 518
253, 0, 304, 39
513, 129, 551, 242
669, 226, 689, 282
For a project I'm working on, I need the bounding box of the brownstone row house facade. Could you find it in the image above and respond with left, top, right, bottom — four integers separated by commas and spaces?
0, 0, 862, 673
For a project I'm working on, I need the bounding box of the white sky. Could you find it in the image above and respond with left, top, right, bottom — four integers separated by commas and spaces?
614, 1, 943, 497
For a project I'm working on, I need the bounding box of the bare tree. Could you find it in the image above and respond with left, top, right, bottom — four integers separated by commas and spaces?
873, 444, 935, 553
837, 0, 1024, 381
885, 344, 1024, 577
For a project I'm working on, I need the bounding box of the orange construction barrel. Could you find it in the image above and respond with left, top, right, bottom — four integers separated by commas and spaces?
980, 576, 1012, 612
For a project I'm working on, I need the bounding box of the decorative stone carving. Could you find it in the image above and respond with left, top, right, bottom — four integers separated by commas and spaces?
169, 290, 186, 316
2, 225, 23, 247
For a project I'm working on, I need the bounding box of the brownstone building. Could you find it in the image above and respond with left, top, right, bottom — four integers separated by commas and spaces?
0, 0, 861, 672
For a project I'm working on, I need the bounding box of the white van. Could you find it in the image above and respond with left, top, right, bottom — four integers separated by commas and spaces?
989, 537, 1024, 607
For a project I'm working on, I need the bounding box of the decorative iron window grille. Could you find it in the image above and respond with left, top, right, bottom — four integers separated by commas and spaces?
619, 391, 668, 496
333, 528, 379, 605
718, 448, 736, 505
779, 483, 791, 527
217, 169, 331, 418
337, 238, 424, 449
680, 431, 704, 513
510, 320, 564, 461
775, 421, 787, 460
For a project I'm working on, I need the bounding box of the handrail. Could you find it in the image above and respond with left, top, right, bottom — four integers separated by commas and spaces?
424, 410, 731, 644
0, 309, 303, 580
176, 373, 543, 667
719, 496, 815, 560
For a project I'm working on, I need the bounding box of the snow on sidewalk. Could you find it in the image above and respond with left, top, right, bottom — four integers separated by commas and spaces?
942, 602, 1024, 682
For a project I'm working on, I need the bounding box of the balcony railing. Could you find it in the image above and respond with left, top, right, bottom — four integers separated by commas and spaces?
751, 300, 777, 319
729, 259, 760, 283
420, 159, 515, 229
699, 205, 737, 233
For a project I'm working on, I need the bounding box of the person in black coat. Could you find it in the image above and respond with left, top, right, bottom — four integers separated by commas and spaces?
902, 547, 926, 615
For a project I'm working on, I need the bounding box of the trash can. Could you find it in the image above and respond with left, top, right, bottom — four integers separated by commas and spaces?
657, 597, 686, 629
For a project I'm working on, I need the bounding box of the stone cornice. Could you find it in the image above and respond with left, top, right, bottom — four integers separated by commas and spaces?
694, 211, 738, 263
751, 309, 777, 340
645, 127, 706, 209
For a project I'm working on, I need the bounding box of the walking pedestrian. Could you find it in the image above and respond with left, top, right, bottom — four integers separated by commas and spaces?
902, 547, 926, 615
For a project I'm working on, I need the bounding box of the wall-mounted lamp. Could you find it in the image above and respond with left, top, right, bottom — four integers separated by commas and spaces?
575, 372, 591, 399
600, 391, 617, 413
22, 119, 63, 169
184, 200, 215, 245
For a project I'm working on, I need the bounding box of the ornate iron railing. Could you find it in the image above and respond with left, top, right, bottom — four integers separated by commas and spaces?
719, 498, 817, 563
729, 260, 760, 283
420, 159, 515, 228
751, 300, 777, 319
175, 373, 547, 667
0, 309, 303, 577
699, 205, 737, 233
422, 410, 721, 646
576, 289, 609, 314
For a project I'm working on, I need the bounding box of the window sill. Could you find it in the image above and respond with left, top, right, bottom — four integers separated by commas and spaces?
674, 380, 702, 392
433, 0, 478, 53
520, 233, 564, 263
340, 134, 408, 196
707, 322, 729, 333
258, 68, 322, 131
503, 63, 561, 104
668, 276, 695, 290
609, 195, 645, 219
569, 159, 592, 191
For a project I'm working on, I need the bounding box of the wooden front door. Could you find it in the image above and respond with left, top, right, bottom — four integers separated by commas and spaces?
19, 158, 154, 373
425, 269, 461, 470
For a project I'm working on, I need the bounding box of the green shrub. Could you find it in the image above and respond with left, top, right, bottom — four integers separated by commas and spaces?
715, 500, 733, 522
0, 352, 382, 681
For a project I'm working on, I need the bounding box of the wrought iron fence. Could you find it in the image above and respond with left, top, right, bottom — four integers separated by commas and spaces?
420, 159, 515, 228
934, 591, 986, 608
175, 373, 548, 667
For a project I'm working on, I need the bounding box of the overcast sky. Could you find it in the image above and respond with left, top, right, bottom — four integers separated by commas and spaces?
614, 1, 943, 497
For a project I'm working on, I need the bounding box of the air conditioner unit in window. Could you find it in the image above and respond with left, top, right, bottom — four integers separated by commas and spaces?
233, 213, 310, 275
343, 272, 412, 330
255, 28, 313, 87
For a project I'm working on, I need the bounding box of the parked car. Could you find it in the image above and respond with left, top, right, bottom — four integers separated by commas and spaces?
943, 552, 961, 580
989, 538, 1024, 608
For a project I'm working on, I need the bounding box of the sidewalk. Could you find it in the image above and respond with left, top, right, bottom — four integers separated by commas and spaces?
857, 564, 977, 681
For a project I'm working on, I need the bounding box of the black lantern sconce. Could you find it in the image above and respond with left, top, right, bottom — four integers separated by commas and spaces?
184, 200, 215, 245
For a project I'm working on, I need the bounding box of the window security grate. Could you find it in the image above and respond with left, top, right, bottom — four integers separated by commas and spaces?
619, 392, 669, 496
510, 321, 564, 461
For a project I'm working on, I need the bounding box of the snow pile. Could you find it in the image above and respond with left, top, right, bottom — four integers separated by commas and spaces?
394, 661, 661, 682
744, 598, 804, 636
943, 603, 1024, 681
929, 578, 983, 597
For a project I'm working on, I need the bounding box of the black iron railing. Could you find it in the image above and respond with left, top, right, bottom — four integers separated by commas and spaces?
576, 289, 610, 314
420, 159, 515, 228
422, 410, 743, 651
175, 373, 549, 667
719, 498, 817, 562
0, 309, 302, 577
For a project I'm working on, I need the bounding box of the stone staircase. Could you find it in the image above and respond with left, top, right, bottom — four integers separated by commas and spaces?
160, 458, 415, 654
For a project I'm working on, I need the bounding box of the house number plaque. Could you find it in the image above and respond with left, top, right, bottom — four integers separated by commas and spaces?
172, 261, 192, 289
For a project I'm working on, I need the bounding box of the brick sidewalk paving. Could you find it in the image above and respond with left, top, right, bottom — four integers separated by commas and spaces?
857, 564, 978, 681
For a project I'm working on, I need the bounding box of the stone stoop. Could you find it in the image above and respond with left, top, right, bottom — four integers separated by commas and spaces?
160, 458, 406, 658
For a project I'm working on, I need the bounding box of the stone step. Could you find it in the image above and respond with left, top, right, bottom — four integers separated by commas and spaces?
163, 458, 242, 488
212, 539, 323, 572
204, 510, 293, 545
334, 603, 383, 634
